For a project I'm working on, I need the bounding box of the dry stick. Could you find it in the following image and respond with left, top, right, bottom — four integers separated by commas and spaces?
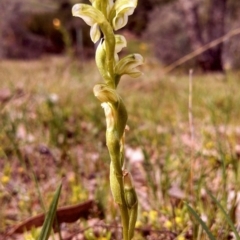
188, 70, 194, 143
163, 28, 240, 74
188, 69, 194, 197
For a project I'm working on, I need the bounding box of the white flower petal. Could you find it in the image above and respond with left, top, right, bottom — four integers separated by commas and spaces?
72, 3, 105, 26
114, 0, 137, 13
90, 23, 101, 43
112, 0, 137, 30
113, 13, 128, 30
115, 52, 119, 62
115, 35, 127, 54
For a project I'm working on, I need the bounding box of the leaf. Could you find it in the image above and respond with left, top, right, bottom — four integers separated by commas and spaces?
38, 183, 62, 240
185, 202, 216, 240
6, 200, 94, 236
206, 189, 240, 240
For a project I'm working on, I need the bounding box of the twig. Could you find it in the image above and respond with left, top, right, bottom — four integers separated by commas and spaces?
188, 69, 194, 197
188, 69, 194, 143
163, 27, 240, 74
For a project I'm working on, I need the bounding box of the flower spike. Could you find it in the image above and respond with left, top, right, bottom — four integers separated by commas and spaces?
73, 0, 142, 238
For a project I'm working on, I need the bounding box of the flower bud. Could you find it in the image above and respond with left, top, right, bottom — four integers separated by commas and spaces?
123, 172, 137, 209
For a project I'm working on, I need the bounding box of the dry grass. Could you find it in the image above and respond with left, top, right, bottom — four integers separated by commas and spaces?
1, 56, 240, 239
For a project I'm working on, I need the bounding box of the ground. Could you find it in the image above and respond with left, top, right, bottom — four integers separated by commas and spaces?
1, 55, 240, 239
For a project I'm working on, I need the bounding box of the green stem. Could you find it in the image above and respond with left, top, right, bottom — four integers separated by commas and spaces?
128, 204, 138, 239
99, 21, 116, 87
119, 204, 130, 240
118, 178, 130, 240
110, 164, 130, 239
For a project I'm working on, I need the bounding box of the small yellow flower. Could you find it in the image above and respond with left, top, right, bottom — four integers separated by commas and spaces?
142, 211, 148, 218
149, 210, 158, 223
24, 233, 35, 240
18, 200, 25, 209
175, 216, 183, 225
135, 220, 142, 228
177, 235, 185, 240
1, 175, 10, 184
175, 208, 182, 216
164, 220, 172, 229
205, 141, 214, 149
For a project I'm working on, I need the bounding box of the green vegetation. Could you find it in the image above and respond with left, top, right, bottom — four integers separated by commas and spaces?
38, 183, 62, 240
1, 55, 240, 239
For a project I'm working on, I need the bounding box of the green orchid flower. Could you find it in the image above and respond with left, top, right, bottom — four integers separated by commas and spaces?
72, 4, 106, 43
95, 35, 126, 86
115, 53, 143, 78
96, 34, 126, 63
93, 83, 128, 138
114, 35, 127, 61
112, 0, 138, 31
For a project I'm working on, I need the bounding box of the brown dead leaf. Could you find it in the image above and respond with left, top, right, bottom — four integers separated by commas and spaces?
6, 200, 95, 236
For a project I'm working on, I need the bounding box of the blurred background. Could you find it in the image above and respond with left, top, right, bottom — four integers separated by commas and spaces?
2, 1, 240, 239
1, 0, 240, 71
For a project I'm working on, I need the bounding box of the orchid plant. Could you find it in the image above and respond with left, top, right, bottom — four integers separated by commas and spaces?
72, 1, 143, 239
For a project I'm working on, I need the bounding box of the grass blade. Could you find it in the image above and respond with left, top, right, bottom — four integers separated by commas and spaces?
207, 190, 240, 240
38, 183, 62, 240
185, 202, 216, 240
